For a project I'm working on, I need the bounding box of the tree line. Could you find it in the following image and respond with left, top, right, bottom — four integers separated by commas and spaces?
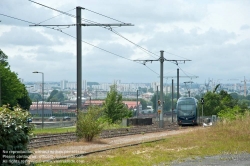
0, 49, 31, 110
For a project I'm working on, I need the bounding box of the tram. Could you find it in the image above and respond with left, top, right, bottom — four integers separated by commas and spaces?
176, 97, 198, 125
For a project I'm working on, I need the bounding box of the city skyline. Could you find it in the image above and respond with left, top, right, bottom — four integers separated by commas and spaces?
26, 79, 249, 101
1, 0, 250, 84
25, 79, 249, 92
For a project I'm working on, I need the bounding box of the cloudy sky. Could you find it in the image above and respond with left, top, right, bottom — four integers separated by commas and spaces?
0, 0, 250, 85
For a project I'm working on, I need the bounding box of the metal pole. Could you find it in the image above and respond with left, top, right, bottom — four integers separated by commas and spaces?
136, 89, 138, 118
50, 101, 52, 115
177, 68, 179, 100
76, 7, 82, 117
190, 82, 193, 97
202, 104, 204, 123
160, 50, 164, 128
156, 86, 158, 124
42, 72, 44, 129
37, 99, 38, 116
172, 79, 174, 123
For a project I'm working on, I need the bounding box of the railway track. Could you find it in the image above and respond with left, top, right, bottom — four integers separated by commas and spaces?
28, 122, 180, 149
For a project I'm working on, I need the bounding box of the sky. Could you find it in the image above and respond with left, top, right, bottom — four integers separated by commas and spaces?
0, 0, 250, 85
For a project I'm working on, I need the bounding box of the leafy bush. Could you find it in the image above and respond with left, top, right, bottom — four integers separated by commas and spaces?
0, 106, 33, 165
218, 105, 248, 121
0, 105, 33, 151
76, 106, 104, 142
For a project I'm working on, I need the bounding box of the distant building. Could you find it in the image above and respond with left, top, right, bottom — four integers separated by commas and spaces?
83, 100, 140, 111
141, 92, 154, 101
29, 102, 74, 116
67, 82, 76, 89
83, 80, 87, 91
29, 100, 140, 116
61, 80, 68, 90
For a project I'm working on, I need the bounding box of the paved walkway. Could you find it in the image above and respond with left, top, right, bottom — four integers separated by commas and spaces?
170, 153, 250, 166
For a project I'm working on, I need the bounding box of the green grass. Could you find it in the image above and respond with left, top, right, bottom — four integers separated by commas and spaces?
33, 122, 128, 135
35, 114, 250, 166
33, 126, 76, 135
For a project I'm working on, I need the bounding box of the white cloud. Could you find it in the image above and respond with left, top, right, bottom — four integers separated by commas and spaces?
0, 0, 249, 84
0, 27, 61, 46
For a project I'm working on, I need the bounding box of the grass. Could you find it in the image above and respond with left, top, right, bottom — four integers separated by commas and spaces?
33, 122, 127, 135
33, 126, 76, 135
35, 114, 250, 166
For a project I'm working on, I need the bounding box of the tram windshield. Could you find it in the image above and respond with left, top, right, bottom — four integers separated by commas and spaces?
177, 100, 196, 116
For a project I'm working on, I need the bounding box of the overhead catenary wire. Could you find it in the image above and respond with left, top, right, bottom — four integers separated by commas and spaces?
35, 8, 76, 25
27, 1, 161, 73
29, 0, 190, 62
29, 0, 77, 18
60, 31, 138, 63
84, 8, 126, 24
0, 13, 133, 62
61, 31, 159, 76
144, 65, 159, 75
4, 0, 170, 76
0, 13, 35, 25
28, 0, 160, 59
177, 64, 197, 80
0, 13, 159, 75
30, 0, 190, 62
110, 29, 159, 59
165, 51, 190, 61
80, 7, 160, 59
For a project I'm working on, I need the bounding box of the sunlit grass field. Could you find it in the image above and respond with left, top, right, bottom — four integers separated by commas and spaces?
35, 115, 250, 166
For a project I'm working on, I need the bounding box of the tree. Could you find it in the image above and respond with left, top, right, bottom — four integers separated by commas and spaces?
29, 93, 42, 102
54, 91, 65, 101
0, 49, 8, 66
230, 92, 239, 100
17, 84, 32, 110
47, 90, 65, 102
246, 95, 250, 101
102, 84, 132, 124
0, 50, 32, 109
199, 90, 238, 116
139, 98, 147, 110
147, 88, 154, 93
47, 90, 58, 102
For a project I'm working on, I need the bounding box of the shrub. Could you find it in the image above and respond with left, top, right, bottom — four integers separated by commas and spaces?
0, 105, 34, 165
76, 106, 104, 142
0, 105, 33, 151
218, 105, 248, 121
